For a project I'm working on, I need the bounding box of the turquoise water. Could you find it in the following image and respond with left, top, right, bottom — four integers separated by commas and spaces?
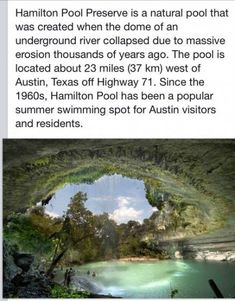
76, 260, 235, 298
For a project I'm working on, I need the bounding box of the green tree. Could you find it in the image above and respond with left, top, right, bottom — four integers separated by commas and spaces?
94, 213, 119, 259
46, 192, 99, 276
4, 212, 53, 258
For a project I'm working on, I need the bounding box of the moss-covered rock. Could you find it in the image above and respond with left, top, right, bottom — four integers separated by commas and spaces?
3, 139, 235, 241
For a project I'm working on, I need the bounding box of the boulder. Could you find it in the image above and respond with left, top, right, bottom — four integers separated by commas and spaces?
3, 240, 22, 281
195, 251, 206, 260
14, 272, 53, 298
71, 275, 102, 293
13, 253, 34, 272
205, 252, 226, 261
3, 240, 52, 298
226, 253, 235, 261
174, 250, 183, 259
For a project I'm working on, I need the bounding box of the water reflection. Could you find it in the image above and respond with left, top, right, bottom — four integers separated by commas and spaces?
75, 260, 235, 298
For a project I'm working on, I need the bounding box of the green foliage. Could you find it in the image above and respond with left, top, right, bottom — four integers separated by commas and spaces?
50, 285, 90, 298
4, 139, 233, 239
170, 288, 179, 298
4, 141, 233, 268
65, 192, 97, 244
117, 221, 149, 257
144, 182, 164, 209
47, 192, 102, 273
4, 213, 53, 255
93, 213, 119, 259
31, 157, 50, 166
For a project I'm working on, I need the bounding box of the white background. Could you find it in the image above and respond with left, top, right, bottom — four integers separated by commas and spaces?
8, 1, 235, 138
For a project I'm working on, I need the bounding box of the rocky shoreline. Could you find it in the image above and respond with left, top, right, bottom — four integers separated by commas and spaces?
194, 250, 235, 261
117, 256, 159, 262
4, 238, 235, 298
182, 234, 235, 262
3, 240, 119, 298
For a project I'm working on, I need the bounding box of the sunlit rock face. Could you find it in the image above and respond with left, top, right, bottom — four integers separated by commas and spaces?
174, 250, 183, 259
195, 251, 235, 261
3, 139, 235, 253
179, 233, 235, 261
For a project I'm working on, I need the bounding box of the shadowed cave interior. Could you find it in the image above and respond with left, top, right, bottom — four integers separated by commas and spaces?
3, 139, 235, 298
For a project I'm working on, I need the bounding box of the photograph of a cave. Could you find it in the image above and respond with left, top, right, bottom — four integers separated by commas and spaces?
3, 139, 235, 298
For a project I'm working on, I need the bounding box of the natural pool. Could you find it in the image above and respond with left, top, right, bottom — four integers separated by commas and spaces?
43, 174, 235, 298
75, 260, 235, 298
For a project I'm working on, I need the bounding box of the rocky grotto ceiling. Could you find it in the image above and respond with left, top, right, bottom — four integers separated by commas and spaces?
3, 139, 235, 243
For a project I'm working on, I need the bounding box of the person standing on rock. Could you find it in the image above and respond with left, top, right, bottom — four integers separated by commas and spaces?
67, 268, 74, 288
64, 269, 69, 286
